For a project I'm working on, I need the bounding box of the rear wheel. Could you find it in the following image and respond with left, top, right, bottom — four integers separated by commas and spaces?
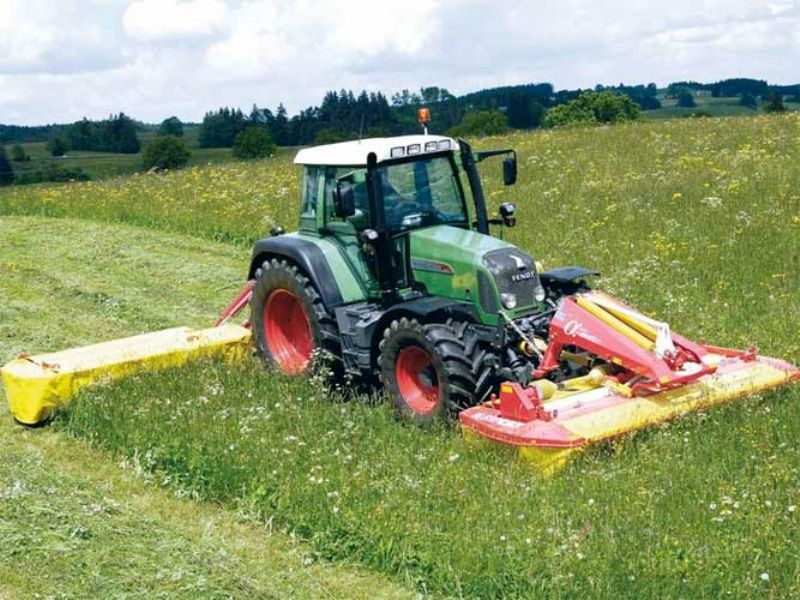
251, 258, 340, 375
378, 318, 491, 424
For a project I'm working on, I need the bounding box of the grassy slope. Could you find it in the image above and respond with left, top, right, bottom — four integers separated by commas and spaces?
0, 216, 415, 600
0, 152, 298, 245
646, 94, 800, 120
1, 113, 800, 597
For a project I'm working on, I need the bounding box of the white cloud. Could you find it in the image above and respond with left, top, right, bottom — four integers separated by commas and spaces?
0, 0, 798, 125
123, 0, 228, 42
204, 1, 296, 79
320, 0, 440, 58
644, 16, 797, 51
768, 1, 794, 15
204, 0, 440, 81
0, 1, 56, 72
0, 0, 126, 74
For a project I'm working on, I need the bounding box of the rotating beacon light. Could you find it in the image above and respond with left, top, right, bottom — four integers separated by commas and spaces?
417, 107, 431, 135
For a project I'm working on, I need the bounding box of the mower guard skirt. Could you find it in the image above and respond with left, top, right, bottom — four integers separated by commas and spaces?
460, 354, 799, 474
1, 324, 252, 425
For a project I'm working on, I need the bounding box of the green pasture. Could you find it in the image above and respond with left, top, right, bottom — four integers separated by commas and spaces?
1, 112, 799, 597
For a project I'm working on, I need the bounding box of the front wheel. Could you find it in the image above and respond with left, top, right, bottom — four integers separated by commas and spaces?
378, 318, 490, 425
250, 258, 340, 375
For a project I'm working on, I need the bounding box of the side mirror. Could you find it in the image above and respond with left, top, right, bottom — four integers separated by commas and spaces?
503, 157, 517, 186
499, 202, 516, 227
333, 183, 355, 218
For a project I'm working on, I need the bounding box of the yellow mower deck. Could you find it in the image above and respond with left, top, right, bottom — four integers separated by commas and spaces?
461, 354, 799, 474
1, 325, 251, 425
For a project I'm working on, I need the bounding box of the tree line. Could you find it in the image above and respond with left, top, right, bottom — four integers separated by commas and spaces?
52, 113, 141, 155
194, 83, 594, 148
2, 76, 797, 148
1, 75, 797, 187
667, 78, 800, 99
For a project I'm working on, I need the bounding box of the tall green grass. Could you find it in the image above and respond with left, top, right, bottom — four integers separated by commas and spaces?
0, 150, 298, 244
61, 360, 800, 598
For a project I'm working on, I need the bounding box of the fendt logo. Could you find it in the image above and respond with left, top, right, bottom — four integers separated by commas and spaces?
511, 271, 534, 282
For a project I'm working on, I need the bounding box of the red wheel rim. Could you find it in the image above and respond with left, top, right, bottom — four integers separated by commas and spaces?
395, 346, 440, 414
263, 289, 313, 374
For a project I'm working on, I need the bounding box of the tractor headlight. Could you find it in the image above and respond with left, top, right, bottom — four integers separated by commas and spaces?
534, 286, 546, 302
501, 293, 518, 309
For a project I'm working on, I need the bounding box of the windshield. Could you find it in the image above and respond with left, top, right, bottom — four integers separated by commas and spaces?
378, 155, 467, 233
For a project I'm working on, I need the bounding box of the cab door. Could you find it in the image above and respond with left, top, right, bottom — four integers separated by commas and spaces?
320, 167, 380, 298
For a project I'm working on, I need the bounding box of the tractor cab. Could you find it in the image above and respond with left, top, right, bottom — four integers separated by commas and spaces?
292, 133, 526, 318
295, 134, 516, 235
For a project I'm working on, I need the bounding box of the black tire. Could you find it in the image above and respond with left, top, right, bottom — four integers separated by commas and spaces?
377, 317, 492, 424
250, 257, 340, 375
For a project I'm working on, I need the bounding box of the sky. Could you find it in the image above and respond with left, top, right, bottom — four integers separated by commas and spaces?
0, 0, 798, 125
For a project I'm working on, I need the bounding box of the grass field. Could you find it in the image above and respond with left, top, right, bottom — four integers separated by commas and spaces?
3, 143, 239, 181
0, 217, 414, 599
1, 112, 799, 597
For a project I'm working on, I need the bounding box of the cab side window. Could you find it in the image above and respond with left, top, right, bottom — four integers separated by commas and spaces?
301, 167, 320, 218
323, 167, 369, 229
323, 167, 339, 220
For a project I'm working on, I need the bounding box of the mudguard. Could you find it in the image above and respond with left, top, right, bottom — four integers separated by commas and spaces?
364, 296, 486, 358
248, 234, 366, 308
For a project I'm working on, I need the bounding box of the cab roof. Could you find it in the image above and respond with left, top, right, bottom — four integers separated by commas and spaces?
293, 134, 458, 167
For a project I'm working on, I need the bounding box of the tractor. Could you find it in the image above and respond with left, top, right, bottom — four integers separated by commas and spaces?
248, 129, 593, 422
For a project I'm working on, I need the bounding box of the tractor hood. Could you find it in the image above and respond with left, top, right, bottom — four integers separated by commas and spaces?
408, 226, 543, 324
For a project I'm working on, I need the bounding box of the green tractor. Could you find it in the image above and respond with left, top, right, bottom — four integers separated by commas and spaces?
249, 132, 592, 422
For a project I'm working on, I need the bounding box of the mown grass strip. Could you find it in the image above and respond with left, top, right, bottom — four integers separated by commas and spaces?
0, 216, 416, 599
0, 419, 417, 600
